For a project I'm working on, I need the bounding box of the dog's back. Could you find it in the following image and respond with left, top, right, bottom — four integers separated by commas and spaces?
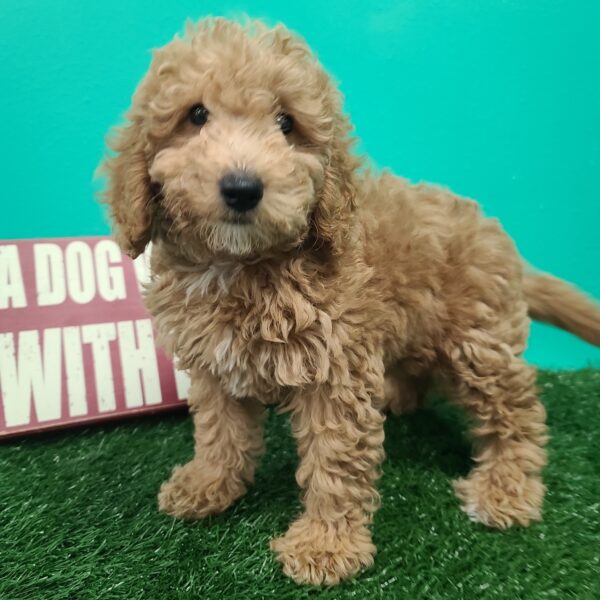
359, 172, 600, 352
358, 173, 528, 359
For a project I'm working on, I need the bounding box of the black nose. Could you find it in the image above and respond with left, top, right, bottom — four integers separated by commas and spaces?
219, 171, 263, 212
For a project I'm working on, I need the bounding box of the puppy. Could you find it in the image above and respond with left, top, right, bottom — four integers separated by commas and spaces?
100, 19, 600, 585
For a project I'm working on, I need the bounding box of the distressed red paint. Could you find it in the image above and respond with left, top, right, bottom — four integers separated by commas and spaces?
0, 236, 187, 438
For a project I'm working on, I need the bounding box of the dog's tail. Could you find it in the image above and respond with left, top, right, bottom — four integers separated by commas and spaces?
524, 272, 600, 346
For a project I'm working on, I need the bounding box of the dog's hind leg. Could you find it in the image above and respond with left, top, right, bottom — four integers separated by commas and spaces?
443, 330, 548, 528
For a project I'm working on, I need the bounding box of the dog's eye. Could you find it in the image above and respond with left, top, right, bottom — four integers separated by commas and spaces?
276, 112, 294, 135
189, 103, 209, 126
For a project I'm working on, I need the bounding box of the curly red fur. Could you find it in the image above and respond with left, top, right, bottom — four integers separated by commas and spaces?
99, 18, 600, 586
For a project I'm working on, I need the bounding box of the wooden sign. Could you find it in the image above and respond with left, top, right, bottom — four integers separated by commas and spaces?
0, 237, 188, 438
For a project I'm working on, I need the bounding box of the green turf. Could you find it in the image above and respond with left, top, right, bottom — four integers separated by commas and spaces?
1, 370, 599, 599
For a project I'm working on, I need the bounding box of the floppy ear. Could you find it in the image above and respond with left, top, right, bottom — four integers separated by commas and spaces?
99, 123, 153, 258
310, 119, 359, 255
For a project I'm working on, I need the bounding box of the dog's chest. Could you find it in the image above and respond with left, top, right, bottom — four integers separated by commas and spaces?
165, 265, 333, 401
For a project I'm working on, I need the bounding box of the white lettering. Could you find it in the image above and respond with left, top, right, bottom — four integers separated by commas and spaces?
0, 329, 62, 427
117, 319, 161, 407
65, 241, 96, 304
81, 323, 116, 412
95, 240, 126, 301
63, 326, 87, 417
0, 245, 27, 309
34, 243, 66, 307
174, 367, 190, 401
133, 243, 152, 291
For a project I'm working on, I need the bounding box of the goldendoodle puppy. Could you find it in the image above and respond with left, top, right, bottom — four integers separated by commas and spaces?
100, 19, 600, 585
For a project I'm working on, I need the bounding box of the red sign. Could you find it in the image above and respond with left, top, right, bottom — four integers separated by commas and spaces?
0, 237, 188, 438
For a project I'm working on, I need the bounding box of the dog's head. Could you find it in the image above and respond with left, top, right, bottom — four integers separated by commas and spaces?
100, 19, 358, 261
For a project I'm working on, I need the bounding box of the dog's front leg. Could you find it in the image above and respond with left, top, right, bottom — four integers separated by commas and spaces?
271, 374, 386, 585
158, 369, 265, 519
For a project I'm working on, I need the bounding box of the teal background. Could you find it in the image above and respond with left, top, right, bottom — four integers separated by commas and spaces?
1, 1, 598, 368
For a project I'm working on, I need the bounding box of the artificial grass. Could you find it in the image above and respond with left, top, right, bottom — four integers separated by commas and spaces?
1, 370, 599, 599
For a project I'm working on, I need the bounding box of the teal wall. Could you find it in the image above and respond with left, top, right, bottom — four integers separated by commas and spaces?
1, 1, 598, 368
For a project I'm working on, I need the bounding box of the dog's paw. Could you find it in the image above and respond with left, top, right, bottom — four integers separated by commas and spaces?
270, 515, 375, 586
158, 460, 246, 520
453, 469, 545, 529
